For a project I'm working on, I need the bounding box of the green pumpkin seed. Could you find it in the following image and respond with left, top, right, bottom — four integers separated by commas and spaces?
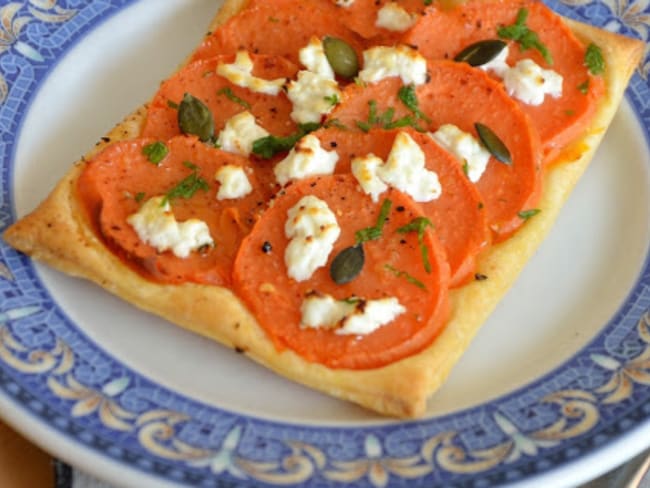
330, 245, 365, 284
323, 36, 359, 80
475, 122, 512, 165
454, 39, 507, 67
178, 93, 214, 142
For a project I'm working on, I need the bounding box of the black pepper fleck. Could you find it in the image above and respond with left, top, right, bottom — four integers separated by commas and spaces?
262, 241, 272, 253
475, 273, 488, 281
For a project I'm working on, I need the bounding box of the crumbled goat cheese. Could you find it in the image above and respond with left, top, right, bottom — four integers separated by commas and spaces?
217, 51, 286, 95
127, 196, 213, 258
215, 165, 253, 200
217, 111, 269, 157
301, 292, 405, 335
274, 134, 339, 185
376, 2, 416, 32
284, 195, 341, 281
430, 124, 491, 182
358, 45, 427, 86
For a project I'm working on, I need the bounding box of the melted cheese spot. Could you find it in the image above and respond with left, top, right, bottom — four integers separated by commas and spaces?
217, 111, 269, 157
301, 293, 405, 336
358, 45, 427, 85
215, 165, 253, 200
284, 195, 341, 282
480, 46, 563, 106
217, 51, 286, 95
429, 124, 491, 182
376, 2, 416, 32
274, 134, 339, 185
127, 197, 213, 258
299, 37, 335, 79
352, 132, 441, 202
351, 154, 388, 202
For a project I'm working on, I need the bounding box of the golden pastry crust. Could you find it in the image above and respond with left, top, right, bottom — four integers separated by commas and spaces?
2, 1, 644, 417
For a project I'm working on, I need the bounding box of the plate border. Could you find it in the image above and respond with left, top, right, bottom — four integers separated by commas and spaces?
1, 1, 650, 487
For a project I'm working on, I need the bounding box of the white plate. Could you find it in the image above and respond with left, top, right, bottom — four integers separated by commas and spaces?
1, 0, 649, 486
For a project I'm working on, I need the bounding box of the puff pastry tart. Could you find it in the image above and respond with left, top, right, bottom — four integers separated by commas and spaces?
3, 0, 644, 417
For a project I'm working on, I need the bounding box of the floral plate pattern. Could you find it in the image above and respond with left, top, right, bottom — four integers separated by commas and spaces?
1, 1, 650, 487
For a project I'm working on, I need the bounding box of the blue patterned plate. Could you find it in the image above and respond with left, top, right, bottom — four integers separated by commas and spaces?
1, 1, 649, 486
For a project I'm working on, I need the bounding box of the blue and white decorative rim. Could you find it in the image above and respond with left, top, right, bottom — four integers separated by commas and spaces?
0, 1, 649, 487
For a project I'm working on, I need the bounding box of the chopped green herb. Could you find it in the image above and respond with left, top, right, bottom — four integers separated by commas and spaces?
518, 208, 541, 220
585, 43, 605, 75
384, 264, 426, 290
424, 0, 433, 4
397, 217, 434, 273
324, 118, 349, 130
217, 87, 251, 109
462, 160, 469, 176
354, 77, 367, 87
356, 99, 424, 132
578, 79, 590, 95
135, 192, 146, 203
565, 109, 575, 116
497, 8, 553, 65
324, 93, 340, 106
355, 199, 392, 244
356, 120, 372, 132
379, 106, 395, 127
162, 164, 209, 205
268, 16, 279, 22
251, 122, 321, 159
167, 100, 179, 109
398, 84, 431, 123
341, 297, 362, 305
385, 115, 421, 130
142, 141, 169, 165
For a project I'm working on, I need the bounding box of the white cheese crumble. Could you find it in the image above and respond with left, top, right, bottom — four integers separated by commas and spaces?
335, 0, 355, 6
352, 132, 441, 202
216, 111, 269, 157
284, 195, 341, 282
429, 124, 491, 183
299, 37, 335, 79
274, 134, 339, 185
479, 45, 510, 78
127, 196, 213, 258
358, 45, 427, 86
380, 131, 442, 202
479, 46, 563, 106
216, 51, 286, 95
351, 154, 388, 202
286, 38, 342, 124
376, 2, 416, 32
300, 293, 405, 336
503, 59, 563, 106
287, 70, 341, 124
215, 165, 253, 200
